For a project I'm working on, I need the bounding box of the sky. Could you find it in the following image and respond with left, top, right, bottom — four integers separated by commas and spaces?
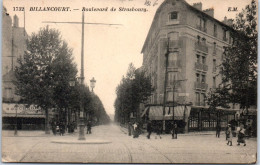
3, 0, 252, 115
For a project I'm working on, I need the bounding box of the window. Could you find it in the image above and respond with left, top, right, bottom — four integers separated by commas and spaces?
202, 56, 206, 64
197, 35, 200, 44
168, 52, 178, 67
5, 88, 12, 99
202, 38, 206, 45
196, 55, 200, 63
213, 42, 216, 54
168, 72, 176, 86
201, 74, 206, 83
196, 92, 200, 105
169, 12, 178, 20
198, 17, 207, 32
201, 93, 205, 106
223, 29, 228, 41
213, 77, 216, 88
167, 91, 173, 102
213, 59, 216, 72
196, 73, 200, 82
214, 24, 217, 37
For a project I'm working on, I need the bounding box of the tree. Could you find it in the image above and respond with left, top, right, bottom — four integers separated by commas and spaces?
114, 63, 153, 124
207, 0, 257, 112
14, 26, 78, 134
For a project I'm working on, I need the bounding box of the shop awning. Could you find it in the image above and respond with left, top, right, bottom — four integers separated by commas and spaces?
146, 105, 191, 121
141, 107, 149, 117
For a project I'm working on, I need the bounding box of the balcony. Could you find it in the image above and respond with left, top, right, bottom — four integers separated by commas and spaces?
194, 82, 208, 91
196, 25, 207, 33
195, 62, 208, 72
195, 43, 208, 53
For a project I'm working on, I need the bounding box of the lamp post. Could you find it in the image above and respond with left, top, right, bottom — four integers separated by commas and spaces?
14, 104, 18, 136
90, 77, 96, 93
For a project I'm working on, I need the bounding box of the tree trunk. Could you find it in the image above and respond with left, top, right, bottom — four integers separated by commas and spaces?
45, 108, 50, 134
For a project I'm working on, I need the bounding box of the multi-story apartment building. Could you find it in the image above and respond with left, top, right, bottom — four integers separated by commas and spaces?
141, 0, 239, 132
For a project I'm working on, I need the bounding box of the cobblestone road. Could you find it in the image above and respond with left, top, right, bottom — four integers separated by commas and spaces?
2, 124, 257, 163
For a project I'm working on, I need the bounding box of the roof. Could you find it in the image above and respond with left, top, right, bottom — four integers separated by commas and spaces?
141, 0, 235, 53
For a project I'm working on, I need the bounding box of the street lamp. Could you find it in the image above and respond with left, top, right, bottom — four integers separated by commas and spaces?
90, 77, 96, 92
14, 104, 19, 136
69, 77, 85, 140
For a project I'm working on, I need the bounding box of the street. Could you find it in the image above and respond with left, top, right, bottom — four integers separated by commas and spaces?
2, 124, 257, 163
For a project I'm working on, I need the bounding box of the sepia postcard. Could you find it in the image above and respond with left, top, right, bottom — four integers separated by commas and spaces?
2, 0, 257, 164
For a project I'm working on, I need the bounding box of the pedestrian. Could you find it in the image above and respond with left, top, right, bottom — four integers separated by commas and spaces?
216, 124, 221, 138
147, 120, 152, 139
87, 121, 92, 134
237, 124, 246, 146
60, 122, 65, 136
155, 122, 162, 139
226, 124, 233, 146
172, 123, 178, 139
225, 124, 229, 140
133, 122, 138, 138
128, 121, 132, 136
51, 121, 57, 135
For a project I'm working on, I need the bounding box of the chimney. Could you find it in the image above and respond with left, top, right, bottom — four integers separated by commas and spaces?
13, 15, 19, 27
193, 2, 202, 11
203, 8, 214, 17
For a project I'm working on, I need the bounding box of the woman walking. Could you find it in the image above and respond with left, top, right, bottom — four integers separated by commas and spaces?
226, 124, 232, 146
237, 124, 246, 146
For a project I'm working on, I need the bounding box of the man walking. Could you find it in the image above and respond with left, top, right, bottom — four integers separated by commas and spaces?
172, 123, 178, 139
87, 121, 92, 134
147, 120, 152, 139
216, 124, 221, 138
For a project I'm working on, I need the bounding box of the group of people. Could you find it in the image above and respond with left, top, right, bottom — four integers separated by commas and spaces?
50, 120, 76, 136
216, 123, 247, 146
146, 121, 178, 139
128, 121, 140, 138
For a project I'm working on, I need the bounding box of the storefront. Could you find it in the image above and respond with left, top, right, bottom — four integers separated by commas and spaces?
141, 105, 191, 133
188, 107, 237, 132
2, 103, 56, 130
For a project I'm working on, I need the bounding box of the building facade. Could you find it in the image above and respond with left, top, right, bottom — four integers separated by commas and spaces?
1, 8, 57, 130
141, 0, 239, 132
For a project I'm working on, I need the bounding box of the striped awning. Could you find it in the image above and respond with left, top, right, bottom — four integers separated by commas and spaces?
147, 106, 191, 121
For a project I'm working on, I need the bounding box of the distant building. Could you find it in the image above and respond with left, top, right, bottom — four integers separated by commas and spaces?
140, 0, 240, 133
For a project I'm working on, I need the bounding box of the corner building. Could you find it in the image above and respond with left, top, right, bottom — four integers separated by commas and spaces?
141, 0, 238, 133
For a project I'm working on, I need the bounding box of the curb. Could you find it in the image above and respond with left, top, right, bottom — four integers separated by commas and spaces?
51, 139, 112, 144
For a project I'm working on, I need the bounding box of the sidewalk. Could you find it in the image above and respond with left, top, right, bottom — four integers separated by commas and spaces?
2, 130, 78, 137
120, 126, 223, 136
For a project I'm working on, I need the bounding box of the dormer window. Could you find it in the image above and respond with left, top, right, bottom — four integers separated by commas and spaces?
167, 11, 179, 25
169, 12, 178, 20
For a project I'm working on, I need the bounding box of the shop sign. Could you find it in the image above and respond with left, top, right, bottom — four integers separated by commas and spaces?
2, 103, 56, 115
